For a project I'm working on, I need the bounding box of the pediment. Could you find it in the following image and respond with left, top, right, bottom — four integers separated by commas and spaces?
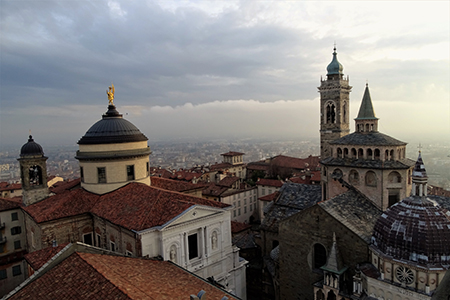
163, 206, 223, 229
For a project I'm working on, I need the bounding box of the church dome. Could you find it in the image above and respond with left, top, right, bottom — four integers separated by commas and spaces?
20, 135, 44, 157
371, 154, 450, 267
326, 48, 343, 75
78, 105, 148, 145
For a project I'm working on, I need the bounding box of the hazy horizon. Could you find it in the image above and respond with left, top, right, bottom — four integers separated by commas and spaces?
1, 1, 449, 148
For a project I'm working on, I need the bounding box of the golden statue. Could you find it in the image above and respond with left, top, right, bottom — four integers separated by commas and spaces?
106, 83, 115, 105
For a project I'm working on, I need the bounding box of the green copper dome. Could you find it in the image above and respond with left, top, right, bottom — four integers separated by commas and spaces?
327, 47, 343, 75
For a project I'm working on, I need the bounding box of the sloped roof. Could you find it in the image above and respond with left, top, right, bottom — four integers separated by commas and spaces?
10, 252, 238, 300
0, 182, 22, 192
202, 183, 229, 198
260, 183, 322, 232
23, 183, 229, 231
231, 221, 251, 234
0, 197, 21, 212
355, 85, 377, 120
149, 167, 172, 179
221, 151, 244, 156
271, 155, 321, 170
329, 131, 406, 146
318, 189, 382, 243
24, 243, 69, 270
209, 162, 233, 171
218, 176, 240, 187
151, 177, 206, 193
321, 156, 415, 170
49, 178, 81, 194
256, 179, 283, 188
259, 191, 279, 202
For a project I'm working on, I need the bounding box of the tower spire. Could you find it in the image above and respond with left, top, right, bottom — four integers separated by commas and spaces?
355, 84, 379, 133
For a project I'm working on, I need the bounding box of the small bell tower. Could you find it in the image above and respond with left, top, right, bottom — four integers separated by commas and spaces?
18, 135, 49, 206
318, 47, 352, 159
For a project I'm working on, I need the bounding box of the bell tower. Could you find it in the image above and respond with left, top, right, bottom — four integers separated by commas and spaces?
318, 47, 352, 159
18, 135, 49, 206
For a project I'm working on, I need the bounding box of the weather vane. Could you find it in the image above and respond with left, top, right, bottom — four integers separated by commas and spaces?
107, 83, 115, 105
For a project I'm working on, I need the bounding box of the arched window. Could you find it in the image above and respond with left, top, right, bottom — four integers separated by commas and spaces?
28, 165, 43, 185
367, 149, 373, 160
343, 103, 347, 123
337, 148, 343, 158
313, 243, 327, 269
385, 150, 389, 161
388, 171, 401, 183
365, 124, 370, 132
344, 148, 349, 158
374, 149, 380, 160
390, 149, 395, 160
358, 148, 364, 159
316, 290, 325, 300
326, 102, 336, 124
351, 148, 357, 159
365, 171, 377, 187
327, 290, 336, 300
332, 168, 343, 180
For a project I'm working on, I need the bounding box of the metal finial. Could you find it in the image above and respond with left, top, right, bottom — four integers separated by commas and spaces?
418, 143, 422, 153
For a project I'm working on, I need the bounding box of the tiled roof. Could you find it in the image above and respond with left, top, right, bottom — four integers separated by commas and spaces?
0, 197, 21, 212
271, 155, 321, 170
256, 179, 283, 188
246, 162, 269, 171
221, 151, 244, 156
209, 162, 233, 171
321, 156, 415, 169
202, 183, 229, 198
10, 252, 238, 300
151, 177, 206, 193
329, 131, 406, 146
24, 244, 69, 270
0, 182, 22, 192
218, 176, 240, 187
259, 192, 279, 202
260, 183, 322, 232
318, 189, 382, 243
23, 183, 229, 231
150, 167, 173, 179
49, 178, 81, 194
170, 170, 203, 182
231, 221, 251, 234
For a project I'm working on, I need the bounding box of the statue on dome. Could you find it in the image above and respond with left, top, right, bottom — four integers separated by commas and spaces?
107, 83, 115, 105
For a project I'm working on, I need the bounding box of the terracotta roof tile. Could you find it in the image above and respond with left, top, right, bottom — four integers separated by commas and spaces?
256, 179, 283, 188
0, 197, 21, 211
209, 162, 233, 171
0, 182, 22, 192
24, 183, 229, 231
218, 176, 240, 187
231, 221, 251, 234
24, 244, 69, 270
11, 252, 238, 300
151, 177, 206, 193
49, 178, 81, 194
221, 151, 245, 156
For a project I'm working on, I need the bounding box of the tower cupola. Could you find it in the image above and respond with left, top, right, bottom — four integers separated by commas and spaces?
326, 47, 344, 79
18, 135, 49, 205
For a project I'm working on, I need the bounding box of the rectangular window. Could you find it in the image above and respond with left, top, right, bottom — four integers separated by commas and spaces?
250, 204, 253, 211
0, 269, 6, 280
97, 167, 106, 183
233, 210, 236, 217
83, 233, 93, 246
238, 208, 241, 216
12, 265, 21, 276
127, 165, 135, 181
11, 212, 18, 221
80, 167, 84, 182
146, 162, 149, 177
254, 203, 256, 210
244, 199, 247, 205
238, 201, 241, 207
11, 226, 21, 235
14, 240, 21, 250
188, 233, 198, 260
262, 188, 266, 196
110, 241, 116, 252
244, 206, 247, 214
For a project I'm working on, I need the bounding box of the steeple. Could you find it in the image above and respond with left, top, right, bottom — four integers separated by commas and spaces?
355, 84, 379, 133
321, 233, 347, 290
319, 47, 352, 159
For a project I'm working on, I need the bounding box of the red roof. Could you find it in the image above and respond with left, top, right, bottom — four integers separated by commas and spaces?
231, 221, 251, 234
49, 178, 81, 194
11, 252, 237, 300
23, 183, 229, 231
150, 167, 173, 179
151, 177, 206, 193
202, 183, 229, 197
169, 170, 202, 182
209, 162, 233, 171
0, 197, 22, 212
217, 176, 240, 187
271, 155, 321, 170
0, 182, 21, 192
259, 191, 279, 202
24, 244, 69, 270
256, 179, 283, 188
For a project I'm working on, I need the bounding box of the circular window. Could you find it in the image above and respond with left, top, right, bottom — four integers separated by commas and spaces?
395, 266, 414, 285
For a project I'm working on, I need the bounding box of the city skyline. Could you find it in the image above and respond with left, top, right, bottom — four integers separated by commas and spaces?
1, 1, 449, 147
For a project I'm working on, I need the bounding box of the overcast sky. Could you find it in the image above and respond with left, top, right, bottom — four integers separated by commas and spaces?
1, 1, 449, 149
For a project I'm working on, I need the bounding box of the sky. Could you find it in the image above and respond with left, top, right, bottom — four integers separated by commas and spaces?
1, 0, 449, 149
